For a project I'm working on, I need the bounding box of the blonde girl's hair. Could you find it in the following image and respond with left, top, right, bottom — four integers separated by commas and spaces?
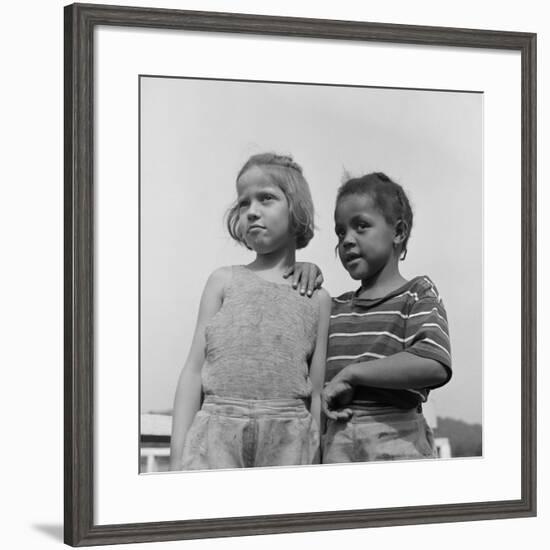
226, 153, 315, 250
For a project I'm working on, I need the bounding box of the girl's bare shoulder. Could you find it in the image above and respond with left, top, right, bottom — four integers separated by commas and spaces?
204, 266, 234, 293
314, 287, 332, 312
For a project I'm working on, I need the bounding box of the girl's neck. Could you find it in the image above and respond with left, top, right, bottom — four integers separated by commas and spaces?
358, 263, 407, 299
248, 246, 296, 274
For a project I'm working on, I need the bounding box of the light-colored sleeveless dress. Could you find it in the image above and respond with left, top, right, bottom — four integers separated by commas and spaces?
180, 266, 321, 469
202, 265, 320, 399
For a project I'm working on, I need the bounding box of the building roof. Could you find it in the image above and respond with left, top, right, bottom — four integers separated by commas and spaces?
141, 413, 172, 436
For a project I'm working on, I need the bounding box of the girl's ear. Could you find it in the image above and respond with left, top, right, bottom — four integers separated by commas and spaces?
393, 219, 408, 246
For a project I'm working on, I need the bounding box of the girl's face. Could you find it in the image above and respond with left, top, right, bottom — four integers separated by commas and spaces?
236, 166, 293, 254
334, 193, 398, 282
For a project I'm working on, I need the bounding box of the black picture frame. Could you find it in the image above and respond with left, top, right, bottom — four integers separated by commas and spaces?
64, 2, 537, 546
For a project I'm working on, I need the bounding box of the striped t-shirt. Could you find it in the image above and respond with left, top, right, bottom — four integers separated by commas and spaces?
327, 276, 452, 409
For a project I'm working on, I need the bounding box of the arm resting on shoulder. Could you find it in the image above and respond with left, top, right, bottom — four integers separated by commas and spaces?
283, 262, 324, 297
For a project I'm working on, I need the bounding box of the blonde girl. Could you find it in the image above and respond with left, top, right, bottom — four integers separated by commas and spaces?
170, 153, 331, 470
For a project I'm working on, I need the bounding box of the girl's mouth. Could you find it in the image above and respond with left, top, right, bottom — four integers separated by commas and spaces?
346, 259, 361, 269
344, 254, 362, 265
247, 225, 266, 233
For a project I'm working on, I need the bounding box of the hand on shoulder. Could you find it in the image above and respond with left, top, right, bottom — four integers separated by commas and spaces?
283, 261, 324, 297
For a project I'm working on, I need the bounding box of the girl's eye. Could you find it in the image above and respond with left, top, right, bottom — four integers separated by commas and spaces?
356, 222, 369, 231
261, 194, 273, 202
238, 200, 249, 209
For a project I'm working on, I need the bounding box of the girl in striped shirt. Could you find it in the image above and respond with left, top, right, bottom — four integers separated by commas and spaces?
296, 172, 452, 463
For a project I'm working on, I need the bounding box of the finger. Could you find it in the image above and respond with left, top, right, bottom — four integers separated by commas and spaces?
321, 395, 333, 417
296, 264, 308, 295
323, 407, 345, 421
292, 266, 302, 289
282, 265, 294, 279
322, 388, 335, 403
322, 396, 342, 420
340, 408, 353, 420
314, 274, 324, 289
333, 408, 353, 421
306, 266, 316, 297
323, 407, 339, 420
300, 265, 310, 295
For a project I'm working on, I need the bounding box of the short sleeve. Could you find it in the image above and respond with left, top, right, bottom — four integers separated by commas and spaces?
405, 297, 452, 388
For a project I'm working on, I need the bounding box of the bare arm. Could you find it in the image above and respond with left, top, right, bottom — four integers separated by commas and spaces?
307, 289, 332, 439
335, 352, 449, 390
169, 267, 228, 471
322, 353, 449, 420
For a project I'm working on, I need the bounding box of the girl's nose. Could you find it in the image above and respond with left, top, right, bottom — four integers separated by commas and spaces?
247, 203, 260, 220
342, 230, 355, 247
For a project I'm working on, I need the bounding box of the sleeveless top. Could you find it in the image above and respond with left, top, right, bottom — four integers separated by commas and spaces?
202, 265, 321, 400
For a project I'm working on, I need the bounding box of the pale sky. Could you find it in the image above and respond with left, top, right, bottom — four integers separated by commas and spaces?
140, 76, 483, 424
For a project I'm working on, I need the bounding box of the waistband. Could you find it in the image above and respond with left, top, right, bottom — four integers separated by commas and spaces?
339, 404, 424, 423
202, 395, 309, 418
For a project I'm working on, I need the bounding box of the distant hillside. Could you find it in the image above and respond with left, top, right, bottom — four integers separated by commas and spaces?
435, 417, 482, 457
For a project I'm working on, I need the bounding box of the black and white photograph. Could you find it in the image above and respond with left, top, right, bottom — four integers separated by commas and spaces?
61, 2, 536, 545
3, 0, 545, 547
139, 76, 483, 473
